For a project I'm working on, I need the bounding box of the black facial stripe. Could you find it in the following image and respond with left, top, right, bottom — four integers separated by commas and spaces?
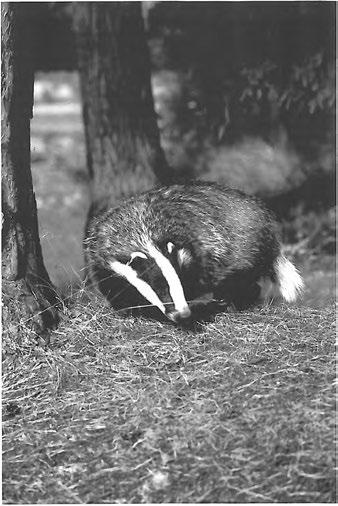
129, 256, 173, 305
128, 256, 149, 272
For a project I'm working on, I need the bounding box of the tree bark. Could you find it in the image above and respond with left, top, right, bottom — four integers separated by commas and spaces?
72, 2, 172, 206
1, 3, 59, 342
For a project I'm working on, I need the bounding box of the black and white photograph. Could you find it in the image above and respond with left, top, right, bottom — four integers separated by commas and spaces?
2, 1, 335, 503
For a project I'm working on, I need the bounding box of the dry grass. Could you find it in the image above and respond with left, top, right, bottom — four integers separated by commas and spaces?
2, 290, 335, 504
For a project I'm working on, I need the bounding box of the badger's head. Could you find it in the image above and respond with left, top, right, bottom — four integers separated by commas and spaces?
107, 241, 194, 323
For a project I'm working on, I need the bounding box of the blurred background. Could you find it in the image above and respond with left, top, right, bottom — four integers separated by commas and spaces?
30, 2, 335, 305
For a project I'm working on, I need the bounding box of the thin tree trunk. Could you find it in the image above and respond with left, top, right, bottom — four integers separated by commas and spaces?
72, 2, 172, 206
1, 3, 59, 342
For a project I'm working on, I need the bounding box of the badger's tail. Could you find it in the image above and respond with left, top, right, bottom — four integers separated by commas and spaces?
258, 254, 304, 303
273, 254, 304, 302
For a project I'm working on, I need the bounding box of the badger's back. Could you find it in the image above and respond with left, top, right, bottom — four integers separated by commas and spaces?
145, 183, 280, 272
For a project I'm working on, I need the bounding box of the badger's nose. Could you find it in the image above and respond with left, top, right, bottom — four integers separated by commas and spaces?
166, 306, 191, 324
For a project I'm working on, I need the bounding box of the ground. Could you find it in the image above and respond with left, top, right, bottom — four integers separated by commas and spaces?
2, 72, 335, 503
2, 299, 335, 503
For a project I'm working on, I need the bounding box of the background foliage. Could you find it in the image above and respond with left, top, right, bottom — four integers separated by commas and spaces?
147, 2, 334, 147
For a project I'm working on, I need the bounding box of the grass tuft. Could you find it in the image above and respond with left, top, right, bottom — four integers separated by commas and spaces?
2, 293, 335, 503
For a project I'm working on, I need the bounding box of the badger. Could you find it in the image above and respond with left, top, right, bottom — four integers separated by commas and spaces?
84, 181, 304, 323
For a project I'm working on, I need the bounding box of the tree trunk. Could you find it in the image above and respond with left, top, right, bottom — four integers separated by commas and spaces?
72, 2, 172, 206
1, 3, 59, 342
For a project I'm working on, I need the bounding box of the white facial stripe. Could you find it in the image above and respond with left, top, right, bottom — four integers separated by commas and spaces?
109, 260, 166, 315
147, 243, 191, 316
130, 251, 147, 261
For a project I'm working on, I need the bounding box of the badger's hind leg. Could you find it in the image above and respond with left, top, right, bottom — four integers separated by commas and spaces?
257, 276, 280, 304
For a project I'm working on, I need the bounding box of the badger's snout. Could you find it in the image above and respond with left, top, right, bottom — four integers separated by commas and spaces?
166, 306, 192, 324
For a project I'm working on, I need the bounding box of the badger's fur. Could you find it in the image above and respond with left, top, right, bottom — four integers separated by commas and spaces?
84, 182, 304, 322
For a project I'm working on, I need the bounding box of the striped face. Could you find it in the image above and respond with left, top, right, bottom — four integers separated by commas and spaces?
108, 242, 193, 323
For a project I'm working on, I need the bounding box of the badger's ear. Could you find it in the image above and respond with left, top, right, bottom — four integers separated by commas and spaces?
167, 242, 175, 254
127, 251, 148, 265
177, 248, 193, 267
166, 242, 192, 267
